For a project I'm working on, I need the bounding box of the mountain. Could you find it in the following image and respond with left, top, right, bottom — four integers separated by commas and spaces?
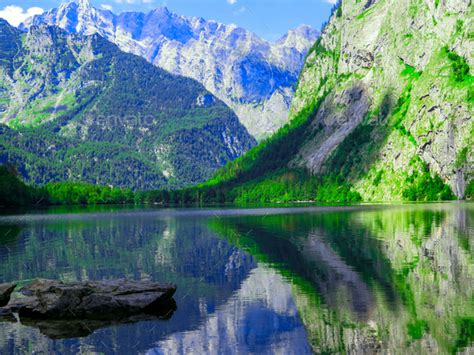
0, 19, 255, 190
22, 0, 319, 140
176, 0, 473, 202
288, 0, 472, 200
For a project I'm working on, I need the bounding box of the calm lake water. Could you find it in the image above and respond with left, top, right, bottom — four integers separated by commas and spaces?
0, 203, 472, 354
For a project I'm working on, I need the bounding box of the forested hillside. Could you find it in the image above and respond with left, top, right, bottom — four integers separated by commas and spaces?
23, 0, 319, 140
0, 20, 255, 189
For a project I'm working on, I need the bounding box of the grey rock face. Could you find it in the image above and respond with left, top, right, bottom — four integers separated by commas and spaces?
0, 283, 16, 307
293, 83, 370, 174
290, 0, 472, 200
4, 279, 176, 320
22, 1, 319, 139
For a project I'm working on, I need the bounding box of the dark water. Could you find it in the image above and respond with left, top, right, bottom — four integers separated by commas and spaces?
0, 203, 472, 354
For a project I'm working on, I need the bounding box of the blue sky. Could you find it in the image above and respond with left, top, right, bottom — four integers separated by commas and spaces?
0, 0, 336, 41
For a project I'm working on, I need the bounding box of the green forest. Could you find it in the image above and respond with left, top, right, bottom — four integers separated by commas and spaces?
2, 158, 469, 209
0, 21, 255, 191
0, 165, 134, 207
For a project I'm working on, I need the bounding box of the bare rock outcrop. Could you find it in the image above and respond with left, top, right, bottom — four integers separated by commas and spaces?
1, 279, 176, 319
0, 279, 177, 338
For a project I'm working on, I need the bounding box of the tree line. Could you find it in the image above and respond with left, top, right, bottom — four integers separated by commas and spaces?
2, 164, 467, 209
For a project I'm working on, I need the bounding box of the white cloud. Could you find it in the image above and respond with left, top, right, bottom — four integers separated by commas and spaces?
0, 5, 44, 27
227, 0, 237, 5
100, 4, 113, 11
233, 6, 246, 15
325, 0, 338, 4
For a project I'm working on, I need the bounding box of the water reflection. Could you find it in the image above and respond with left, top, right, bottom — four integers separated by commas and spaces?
0, 212, 309, 353
210, 203, 474, 353
152, 266, 311, 354
19, 300, 177, 339
0, 203, 472, 353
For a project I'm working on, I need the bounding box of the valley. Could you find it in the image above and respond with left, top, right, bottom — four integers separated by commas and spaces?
23, 0, 319, 140
0, 1, 472, 353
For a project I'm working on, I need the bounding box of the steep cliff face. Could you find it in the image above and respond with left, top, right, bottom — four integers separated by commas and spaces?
290, 0, 472, 199
23, 0, 319, 140
0, 20, 255, 189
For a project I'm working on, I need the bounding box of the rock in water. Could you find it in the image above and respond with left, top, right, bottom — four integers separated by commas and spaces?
0, 283, 16, 307
13, 279, 176, 320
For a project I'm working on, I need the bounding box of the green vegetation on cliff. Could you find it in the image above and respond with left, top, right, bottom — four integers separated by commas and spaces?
288, 0, 472, 201
153, 0, 471, 204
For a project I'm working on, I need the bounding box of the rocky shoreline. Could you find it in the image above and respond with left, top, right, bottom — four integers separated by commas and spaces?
0, 279, 177, 339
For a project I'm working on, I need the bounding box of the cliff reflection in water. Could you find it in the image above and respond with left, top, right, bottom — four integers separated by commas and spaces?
210, 203, 474, 354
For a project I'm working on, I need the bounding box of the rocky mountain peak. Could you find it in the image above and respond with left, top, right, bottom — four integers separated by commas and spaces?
281, 24, 318, 40
276, 24, 320, 53
21, 1, 319, 140
150, 6, 171, 17
73, 0, 92, 9
0, 18, 13, 32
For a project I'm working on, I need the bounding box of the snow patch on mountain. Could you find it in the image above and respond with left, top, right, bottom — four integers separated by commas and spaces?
22, 1, 319, 140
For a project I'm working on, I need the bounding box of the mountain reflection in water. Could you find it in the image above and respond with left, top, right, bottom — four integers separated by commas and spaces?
0, 203, 472, 354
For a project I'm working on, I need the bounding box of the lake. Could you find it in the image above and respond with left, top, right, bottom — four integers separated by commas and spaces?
0, 203, 472, 354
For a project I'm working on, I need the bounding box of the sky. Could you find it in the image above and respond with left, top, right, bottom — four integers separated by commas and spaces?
0, 0, 337, 41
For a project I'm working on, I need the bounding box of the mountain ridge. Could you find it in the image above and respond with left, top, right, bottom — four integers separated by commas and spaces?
0, 19, 256, 189
21, 1, 319, 140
